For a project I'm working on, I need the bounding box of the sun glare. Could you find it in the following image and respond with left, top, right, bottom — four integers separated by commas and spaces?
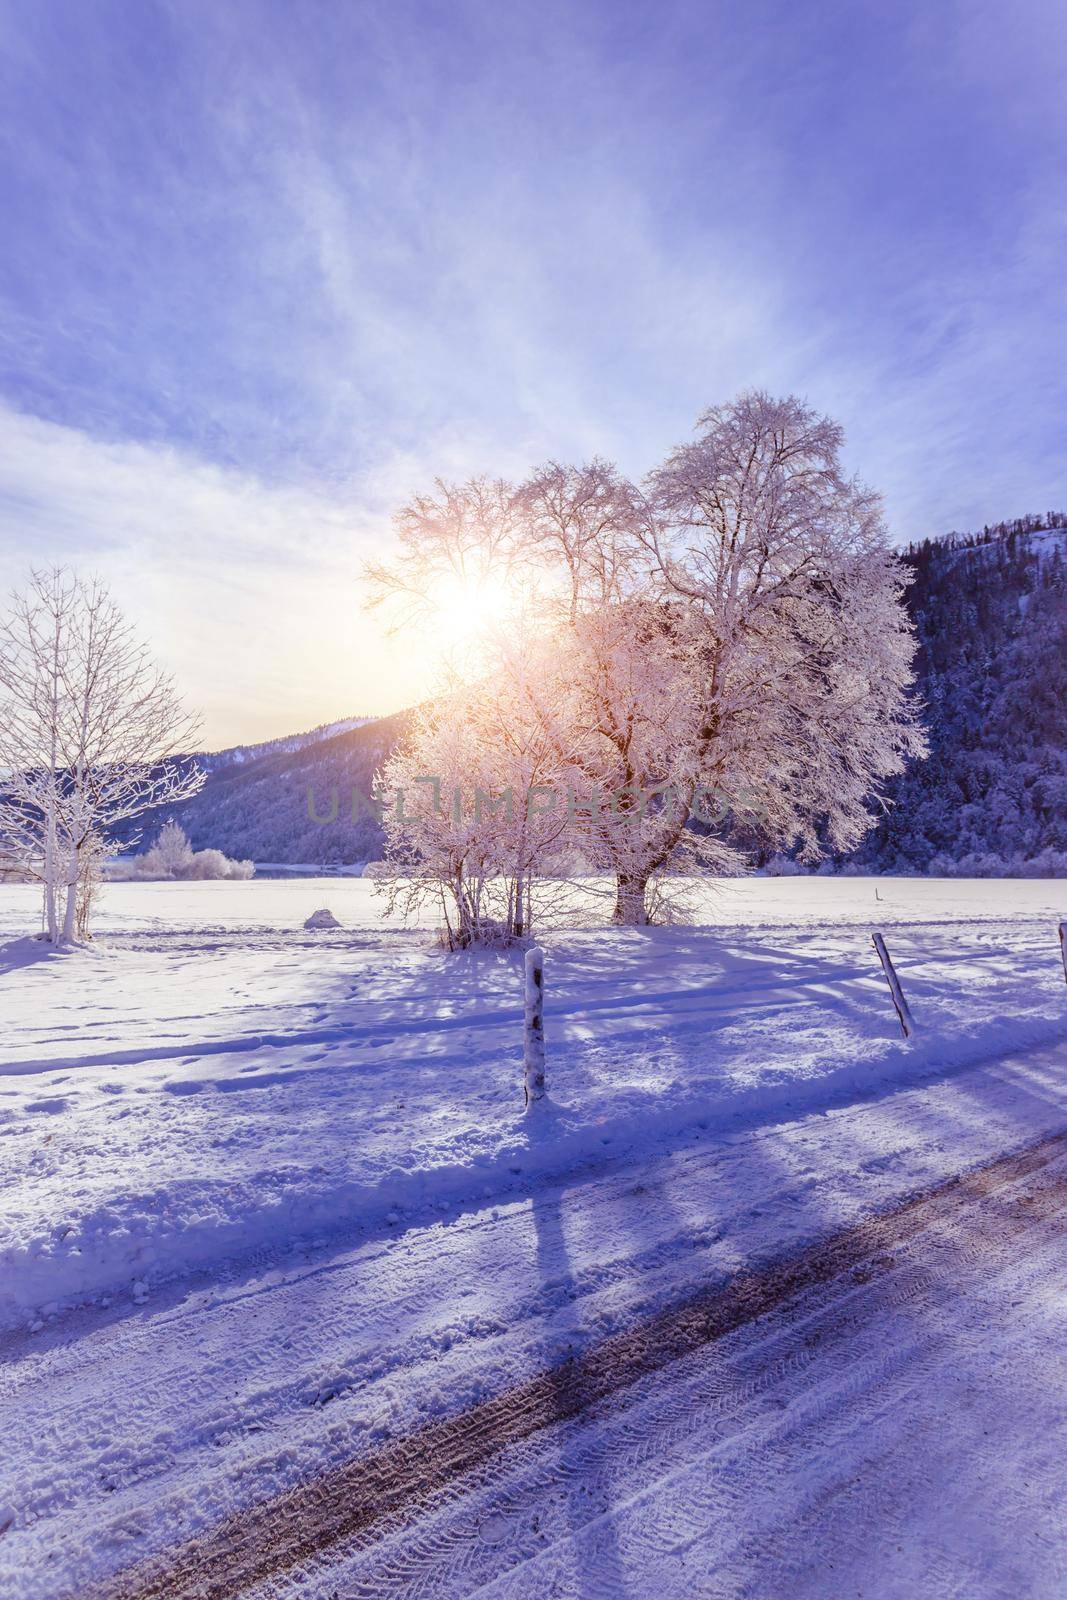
426, 571, 520, 652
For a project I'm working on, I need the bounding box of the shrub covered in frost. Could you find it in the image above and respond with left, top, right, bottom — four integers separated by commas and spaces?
112, 823, 253, 881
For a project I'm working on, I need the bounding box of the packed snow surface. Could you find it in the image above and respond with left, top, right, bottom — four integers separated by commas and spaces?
1, 876, 1067, 1596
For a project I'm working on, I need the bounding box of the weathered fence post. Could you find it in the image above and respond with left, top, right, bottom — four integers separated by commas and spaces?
524, 945, 546, 1107
871, 930, 916, 1040
1059, 922, 1067, 985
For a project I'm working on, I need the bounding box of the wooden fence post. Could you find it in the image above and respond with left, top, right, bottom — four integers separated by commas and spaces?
871, 931, 917, 1040
524, 945, 546, 1107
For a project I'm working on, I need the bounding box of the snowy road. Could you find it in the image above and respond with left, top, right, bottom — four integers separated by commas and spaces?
108, 1106, 1067, 1600
5, 1034, 1067, 1598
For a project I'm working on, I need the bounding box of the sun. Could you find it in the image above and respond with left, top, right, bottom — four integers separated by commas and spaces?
425, 570, 520, 652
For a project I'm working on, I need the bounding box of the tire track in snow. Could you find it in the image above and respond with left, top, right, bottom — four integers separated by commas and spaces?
97, 1123, 1067, 1600
331, 1178, 1067, 1600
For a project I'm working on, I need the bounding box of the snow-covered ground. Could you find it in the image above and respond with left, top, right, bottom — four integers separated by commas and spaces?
2, 877, 1066, 1595
1, 876, 1065, 1332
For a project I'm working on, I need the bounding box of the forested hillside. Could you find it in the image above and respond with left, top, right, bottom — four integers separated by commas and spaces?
123, 711, 410, 866
854, 516, 1067, 874
132, 516, 1066, 874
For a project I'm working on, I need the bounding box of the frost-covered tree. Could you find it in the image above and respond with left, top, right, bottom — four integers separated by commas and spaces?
180, 847, 254, 881
152, 819, 195, 874
365, 393, 924, 928
511, 464, 744, 920
0, 569, 204, 941
117, 820, 253, 882
0, 569, 72, 940
514, 422, 924, 921
375, 626, 575, 945
621, 390, 926, 919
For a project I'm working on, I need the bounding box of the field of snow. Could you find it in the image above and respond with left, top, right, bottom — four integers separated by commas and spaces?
1, 876, 1064, 1332
3, 876, 1067, 1596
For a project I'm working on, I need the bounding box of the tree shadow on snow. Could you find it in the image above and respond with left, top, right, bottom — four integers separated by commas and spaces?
0, 935, 73, 979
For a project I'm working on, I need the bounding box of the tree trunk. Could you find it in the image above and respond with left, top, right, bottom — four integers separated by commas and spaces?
61, 845, 79, 943
42, 802, 59, 942
612, 872, 649, 925
514, 871, 529, 938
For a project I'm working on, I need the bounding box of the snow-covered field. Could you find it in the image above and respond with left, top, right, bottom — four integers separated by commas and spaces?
1, 876, 1065, 1332
2, 876, 1067, 1596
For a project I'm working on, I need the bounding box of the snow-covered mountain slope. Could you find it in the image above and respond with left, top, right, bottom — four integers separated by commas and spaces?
189, 714, 376, 774
116, 708, 410, 864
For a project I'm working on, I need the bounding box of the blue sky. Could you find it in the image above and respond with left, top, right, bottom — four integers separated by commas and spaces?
0, 0, 1064, 743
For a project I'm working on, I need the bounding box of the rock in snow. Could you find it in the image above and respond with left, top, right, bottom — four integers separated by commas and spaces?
303, 907, 341, 930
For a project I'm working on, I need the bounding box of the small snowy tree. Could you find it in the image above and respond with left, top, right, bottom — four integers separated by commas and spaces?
120, 822, 252, 881
153, 819, 195, 875
376, 626, 576, 946
0, 569, 73, 940
0, 569, 204, 941
182, 847, 254, 881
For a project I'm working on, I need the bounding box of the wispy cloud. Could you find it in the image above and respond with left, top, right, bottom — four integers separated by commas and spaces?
0, 0, 1064, 742
0, 403, 432, 744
